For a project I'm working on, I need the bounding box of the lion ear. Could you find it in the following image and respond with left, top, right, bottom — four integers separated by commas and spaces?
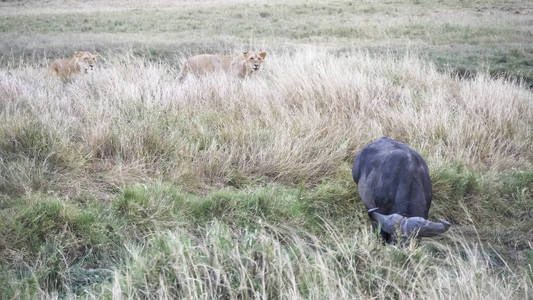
242, 51, 248, 58
259, 51, 267, 58
74, 51, 83, 57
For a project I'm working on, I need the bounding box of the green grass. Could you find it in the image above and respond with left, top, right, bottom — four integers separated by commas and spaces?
0, 195, 123, 296
1, 164, 532, 297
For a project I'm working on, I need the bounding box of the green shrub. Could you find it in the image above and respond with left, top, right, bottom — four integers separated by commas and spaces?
0, 196, 123, 294
431, 162, 481, 223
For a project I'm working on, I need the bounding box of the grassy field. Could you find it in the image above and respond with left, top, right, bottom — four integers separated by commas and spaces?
1, 0, 533, 84
1, 0, 533, 299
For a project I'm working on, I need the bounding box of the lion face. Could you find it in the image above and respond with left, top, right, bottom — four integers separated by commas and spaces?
242, 51, 267, 73
74, 51, 98, 73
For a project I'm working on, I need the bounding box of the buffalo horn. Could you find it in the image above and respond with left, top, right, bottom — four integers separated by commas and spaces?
368, 208, 451, 237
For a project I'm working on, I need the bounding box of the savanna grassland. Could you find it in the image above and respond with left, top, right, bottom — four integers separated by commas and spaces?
1, 0, 533, 299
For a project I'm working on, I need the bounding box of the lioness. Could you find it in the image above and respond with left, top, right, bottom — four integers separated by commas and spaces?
179, 51, 267, 81
49, 51, 98, 79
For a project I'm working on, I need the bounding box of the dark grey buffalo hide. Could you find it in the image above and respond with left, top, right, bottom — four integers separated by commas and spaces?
352, 137, 450, 241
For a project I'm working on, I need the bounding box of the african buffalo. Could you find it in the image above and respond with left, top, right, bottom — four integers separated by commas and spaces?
352, 137, 451, 241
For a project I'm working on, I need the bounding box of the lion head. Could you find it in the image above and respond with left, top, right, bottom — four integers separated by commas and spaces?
242, 51, 267, 73
73, 51, 98, 73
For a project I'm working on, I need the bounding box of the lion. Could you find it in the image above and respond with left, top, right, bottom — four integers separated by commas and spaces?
49, 51, 98, 79
179, 51, 267, 81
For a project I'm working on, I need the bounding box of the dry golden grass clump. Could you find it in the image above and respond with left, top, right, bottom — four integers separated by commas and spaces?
1, 49, 531, 194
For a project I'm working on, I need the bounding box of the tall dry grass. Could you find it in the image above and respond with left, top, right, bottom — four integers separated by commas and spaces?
15, 221, 529, 299
1, 49, 531, 197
